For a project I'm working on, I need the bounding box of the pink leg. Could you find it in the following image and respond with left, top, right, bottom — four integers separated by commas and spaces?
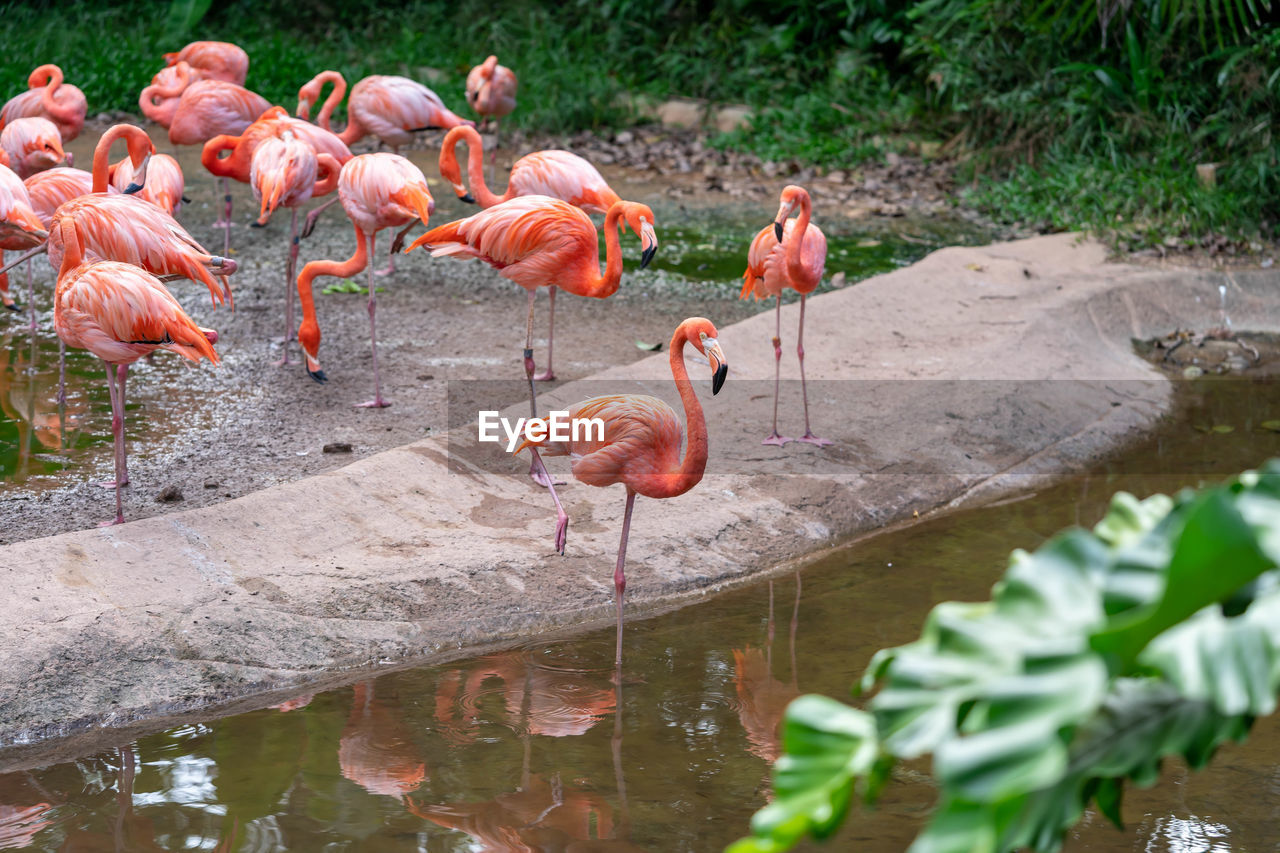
376, 222, 415, 275
796, 294, 832, 446
26, 258, 35, 332
524, 290, 563, 487
355, 231, 390, 408
275, 209, 300, 366
763, 295, 792, 446
98, 361, 126, 525
302, 196, 340, 239
528, 447, 568, 555
210, 177, 233, 257
613, 489, 637, 666
57, 339, 66, 406
533, 286, 557, 381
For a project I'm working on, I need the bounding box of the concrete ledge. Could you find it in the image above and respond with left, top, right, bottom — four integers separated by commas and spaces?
2, 234, 1276, 762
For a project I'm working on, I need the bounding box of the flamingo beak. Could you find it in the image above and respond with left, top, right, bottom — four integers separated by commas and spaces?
639, 221, 658, 270
297, 97, 310, 118
459, 192, 476, 204
774, 220, 784, 241
705, 338, 727, 395
124, 153, 152, 195
305, 352, 326, 383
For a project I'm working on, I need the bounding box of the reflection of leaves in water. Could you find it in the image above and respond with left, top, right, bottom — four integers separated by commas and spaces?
1193, 424, 1235, 434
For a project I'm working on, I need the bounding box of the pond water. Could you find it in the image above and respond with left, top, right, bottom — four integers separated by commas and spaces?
1, 371, 1278, 851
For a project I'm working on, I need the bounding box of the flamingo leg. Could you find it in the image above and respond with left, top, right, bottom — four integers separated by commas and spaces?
528, 446, 568, 555
302, 195, 340, 239
99, 361, 126, 526
275, 208, 300, 366
210, 177, 233, 257
377, 222, 416, 276
356, 231, 390, 408
374, 239, 398, 276
533, 286, 556, 381
26, 258, 35, 332
796, 294, 832, 446
524, 290, 563, 487
57, 338, 66, 406
613, 489, 637, 667
763, 295, 792, 446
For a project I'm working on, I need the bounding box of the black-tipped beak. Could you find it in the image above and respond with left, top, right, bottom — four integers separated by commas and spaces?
459, 192, 476, 204
308, 368, 327, 384
181, 195, 191, 204
3, 302, 19, 312
250, 221, 266, 228
124, 182, 144, 195
773, 221, 784, 242
640, 244, 657, 270
712, 362, 727, 395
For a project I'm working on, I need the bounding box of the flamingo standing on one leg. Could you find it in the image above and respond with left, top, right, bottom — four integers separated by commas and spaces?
438, 125, 628, 381
295, 152, 434, 407
407, 195, 656, 426
250, 129, 340, 364
464, 55, 517, 148
742, 185, 830, 447
0, 117, 67, 179
0, 64, 87, 142
0, 162, 47, 318
162, 41, 249, 85
517, 317, 728, 664
166, 74, 273, 254
51, 213, 220, 526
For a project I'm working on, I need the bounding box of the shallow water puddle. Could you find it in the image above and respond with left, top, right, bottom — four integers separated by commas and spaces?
2, 374, 1279, 850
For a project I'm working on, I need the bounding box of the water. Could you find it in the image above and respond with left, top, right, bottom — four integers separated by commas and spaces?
2, 372, 1279, 851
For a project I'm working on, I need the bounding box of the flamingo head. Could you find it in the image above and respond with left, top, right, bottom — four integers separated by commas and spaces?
121, 127, 157, 194
773, 184, 810, 241
619, 202, 658, 270
682, 317, 728, 395
298, 318, 325, 382
26, 64, 61, 90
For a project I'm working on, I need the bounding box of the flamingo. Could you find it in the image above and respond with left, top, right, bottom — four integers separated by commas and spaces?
0, 64, 86, 143
296, 152, 434, 407
0, 117, 67, 179
249, 128, 340, 364
138, 61, 202, 129
516, 317, 728, 665
295, 70, 472, 153
51, 213, 220, 525
162, 41, 249, 85
338, 681, 428, 798
439, 125, 626, 380
166, 75, 273, 253
406, 195, 656, 425
0, 162, 47, 318
109, 152, 185, 215
464, 55, 517, 146
742, 185, 830, 447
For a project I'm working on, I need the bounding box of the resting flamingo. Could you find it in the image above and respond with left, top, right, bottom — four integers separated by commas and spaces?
138, 62, 201, 130
51, 213, 220, 525
1, 117, 67, 179
464, 55, 517, 145
407, 195, 656, 429
439, 125, 626, 380
296, 152, 434, 407
250, 128, 340, 363
165, 74, 273, 253
162, 41, 249, 85
295, 70, 472, 153
0, 162, 47, 318
743, 184, 830, 446
0, 64, 86, 142
517, 317, 728, 664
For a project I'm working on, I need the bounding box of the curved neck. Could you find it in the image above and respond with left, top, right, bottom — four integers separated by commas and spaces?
297, 224, 370, 360
315, 72, 347, 130
32, 65, 64, 116
450, 127, 506, 207
785, 193, 816, 287
56, 217, 82, 278
652, 328, 709, 497
578, 204, 627, 298
201, 134, 243, 178
92, 126, 134, 193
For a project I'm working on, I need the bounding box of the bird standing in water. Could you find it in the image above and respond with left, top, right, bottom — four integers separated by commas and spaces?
518, 317, 728, 664
742, 184, 830, 446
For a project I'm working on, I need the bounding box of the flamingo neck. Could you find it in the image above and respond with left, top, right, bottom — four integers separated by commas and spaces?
315, 72, 347, 131
56, 217, 82, 278
648, 327, 709, 498
580, 203, 627, 299
459, 128, 506, 207
91, 126, 130, 193
35, 66, 68, 122
297, 224, 370, 358
785, 193, 817, 287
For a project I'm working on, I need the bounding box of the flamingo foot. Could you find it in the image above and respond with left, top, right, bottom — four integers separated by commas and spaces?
554, 511, 568, 555
533, 369, 556, 382
273, 353, 299, 367
762, 432, 793, 447
529, 460, 565, 488
95, 478, 129, 489
798, 432, 833, 447
97, 516, 125, 527
210, 220, 233, 229
373, 265, 395, 277
355, 398, 391, 409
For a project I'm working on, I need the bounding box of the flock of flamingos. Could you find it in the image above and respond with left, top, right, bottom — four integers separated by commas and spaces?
0, 41, 831, 661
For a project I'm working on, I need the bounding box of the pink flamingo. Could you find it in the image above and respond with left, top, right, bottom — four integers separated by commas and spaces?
0, 162, 47, 319
439, 125, 626, 380
743, 185, 830, 447
109, 152, 185, 215
51, 213, 220, 525
0, 117, 67, 179
138, 61, 203, 130
296, 152, 434, 407
408, 195, 656, 428
295, 70, 472, 152
464, 55, 517, 144
162, 41, 249, 85
0, 64, 86, 143
517, 317, 728, 664
250, 128, 340, 364
165, 74, 273, 253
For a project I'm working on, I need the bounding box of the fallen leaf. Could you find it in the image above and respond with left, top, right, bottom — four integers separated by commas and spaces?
636, 340, 663, 352
965, 262, 986, 271
1260, 420, 1280, 433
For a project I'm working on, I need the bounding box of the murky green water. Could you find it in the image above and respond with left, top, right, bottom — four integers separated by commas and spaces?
2, 373, 1279, 850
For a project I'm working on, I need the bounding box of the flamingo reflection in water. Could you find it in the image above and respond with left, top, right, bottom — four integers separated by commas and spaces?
338, 680, 428, 799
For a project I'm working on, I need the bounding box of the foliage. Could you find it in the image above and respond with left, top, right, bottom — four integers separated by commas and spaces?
730, 461, 1280, 853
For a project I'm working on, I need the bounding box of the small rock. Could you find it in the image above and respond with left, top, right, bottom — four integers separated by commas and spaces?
323, 442, 353, 454
614, 130, 634, 145
714, 105, 753, 133
156, 485, 184, 503
204, 480, 219, 489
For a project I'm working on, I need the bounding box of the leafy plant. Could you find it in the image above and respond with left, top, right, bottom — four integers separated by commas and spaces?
321, 280, 381, 295
731, 460, 1280, 853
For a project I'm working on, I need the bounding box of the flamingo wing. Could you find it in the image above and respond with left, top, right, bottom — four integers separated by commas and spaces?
24, 167, 95, 226
533, 394, 683, 489
508, 151, 618, 213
